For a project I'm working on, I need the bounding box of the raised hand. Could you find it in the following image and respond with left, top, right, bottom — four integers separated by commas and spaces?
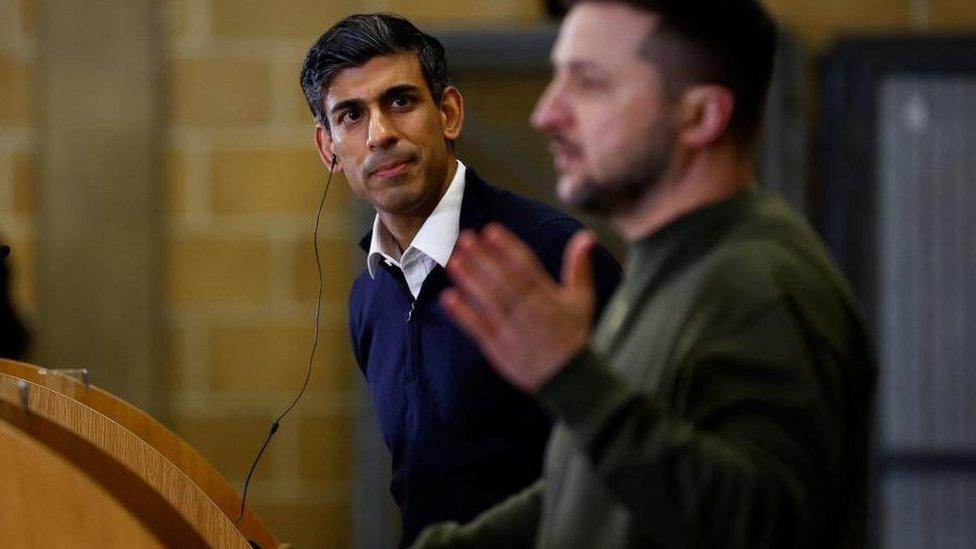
440, 223, 597, 392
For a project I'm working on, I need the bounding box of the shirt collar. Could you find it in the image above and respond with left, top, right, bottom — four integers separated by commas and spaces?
366, 160, 467, 279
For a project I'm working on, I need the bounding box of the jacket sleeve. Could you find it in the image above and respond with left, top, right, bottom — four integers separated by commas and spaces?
410, 480, 544, 549
535, 299, 840, 548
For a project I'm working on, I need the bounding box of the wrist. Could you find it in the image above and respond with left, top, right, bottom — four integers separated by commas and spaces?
527, 342, 589, 392
535, 348, 631, 427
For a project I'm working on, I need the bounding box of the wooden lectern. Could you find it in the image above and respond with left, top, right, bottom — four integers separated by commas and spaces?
0, 358, 283, 548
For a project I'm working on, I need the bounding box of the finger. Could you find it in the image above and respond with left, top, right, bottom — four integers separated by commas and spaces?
454, 230, 532, 310
561, 230, 596, 294
446, 246, 510, 321
455, 231, 510, 288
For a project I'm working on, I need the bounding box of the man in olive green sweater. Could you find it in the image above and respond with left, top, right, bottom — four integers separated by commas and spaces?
413, 0, 876, 547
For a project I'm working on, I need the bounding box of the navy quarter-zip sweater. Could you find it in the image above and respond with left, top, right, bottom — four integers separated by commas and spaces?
349, 168, 621, 546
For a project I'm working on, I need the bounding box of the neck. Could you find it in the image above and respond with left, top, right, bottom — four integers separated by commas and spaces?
379, 157, 458, 251
612, 145, 754, 242
380, 214, 424, 255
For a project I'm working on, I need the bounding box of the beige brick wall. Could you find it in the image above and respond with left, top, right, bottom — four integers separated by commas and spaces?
388, 0, 543, 24
0, 0, 37, 321
3, 0, 975, 547
170, 58, 273, 126
0, 56, 32, 124
765, 0, 912, 49
162, 1, 355, 544
929, 0, 976, 28
764, 0, 976, 50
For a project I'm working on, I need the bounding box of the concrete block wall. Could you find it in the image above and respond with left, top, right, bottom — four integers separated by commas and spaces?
3, 1, 976, 547
163, 1, 359, 546
765, 0, 976, 51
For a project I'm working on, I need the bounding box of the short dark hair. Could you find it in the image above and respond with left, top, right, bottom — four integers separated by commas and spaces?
565, 0, 777, 146
299, 13, 452, 130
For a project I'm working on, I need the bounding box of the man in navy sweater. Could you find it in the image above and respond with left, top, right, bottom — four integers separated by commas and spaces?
300, 13, 621, 546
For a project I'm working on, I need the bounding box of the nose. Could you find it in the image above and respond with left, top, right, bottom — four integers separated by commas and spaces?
367, 109, 397, 150
531, 80, 570, 133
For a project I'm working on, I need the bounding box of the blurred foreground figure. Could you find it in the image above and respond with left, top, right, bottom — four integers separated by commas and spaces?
0, 242, 30, 359
299, 13, 620, 546
415, 1, 877, 547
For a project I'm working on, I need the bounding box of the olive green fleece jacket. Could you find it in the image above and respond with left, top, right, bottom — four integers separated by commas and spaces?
412, 188, 876, 549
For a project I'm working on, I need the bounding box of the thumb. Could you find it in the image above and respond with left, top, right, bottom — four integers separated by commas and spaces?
561, 230, 596, 296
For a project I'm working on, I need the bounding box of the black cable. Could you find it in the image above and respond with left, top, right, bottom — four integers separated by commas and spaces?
236, 157, 336, 527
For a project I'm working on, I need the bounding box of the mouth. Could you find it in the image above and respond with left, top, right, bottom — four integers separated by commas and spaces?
549, 140, 582, 173
370, 158, 415, 180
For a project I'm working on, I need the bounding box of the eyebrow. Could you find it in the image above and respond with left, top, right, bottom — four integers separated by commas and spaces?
382, 83, 423, 100
328, 83, 424, 117
564, 59, 606, 76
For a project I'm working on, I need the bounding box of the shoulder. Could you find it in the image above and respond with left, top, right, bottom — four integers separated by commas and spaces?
463, 169, 620, 282
471, 175, 583, 239
348, 270, 371, 320
690, 194, 857, 342
462, 171, 579, 269
466, 173, 581, 253
349, 268, 391, 324
349, 269, 373, 300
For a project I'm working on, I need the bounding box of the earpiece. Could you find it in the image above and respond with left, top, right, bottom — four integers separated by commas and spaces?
237, 155, 336, 526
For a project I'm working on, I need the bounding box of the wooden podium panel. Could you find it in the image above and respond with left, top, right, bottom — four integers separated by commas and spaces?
0, 359, 281, 548
0, 402, 202, 548
0, 419, 164, 548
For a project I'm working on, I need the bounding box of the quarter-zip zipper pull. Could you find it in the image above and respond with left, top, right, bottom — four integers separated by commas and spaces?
406, 301, 416, 322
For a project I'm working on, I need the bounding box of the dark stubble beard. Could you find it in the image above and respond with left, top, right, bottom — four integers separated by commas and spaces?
566, 115, 674, 218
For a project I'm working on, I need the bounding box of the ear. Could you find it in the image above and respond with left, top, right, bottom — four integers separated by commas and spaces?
314, 122, 342, 173
677, 85, 734, 148
439, 86, 464, 141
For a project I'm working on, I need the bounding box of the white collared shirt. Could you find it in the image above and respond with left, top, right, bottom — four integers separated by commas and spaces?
366, 160, 466, 299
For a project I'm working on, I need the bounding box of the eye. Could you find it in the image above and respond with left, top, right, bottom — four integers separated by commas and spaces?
576, 75, 607, 91
390, 95, 413, 109
338, 108, 362, 125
